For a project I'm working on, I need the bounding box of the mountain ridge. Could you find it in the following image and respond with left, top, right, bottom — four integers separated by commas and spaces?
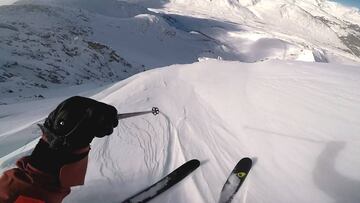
0, 0, 359, 105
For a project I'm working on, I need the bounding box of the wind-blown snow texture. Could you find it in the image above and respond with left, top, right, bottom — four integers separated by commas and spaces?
0, 0, 360, 203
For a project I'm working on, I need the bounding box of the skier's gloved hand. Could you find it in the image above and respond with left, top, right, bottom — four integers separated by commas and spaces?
26, 96, 118, 184
39, 96, 118, 150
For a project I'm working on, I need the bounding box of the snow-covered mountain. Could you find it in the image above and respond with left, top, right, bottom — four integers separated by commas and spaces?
167, 0, 360, 59
1, 0, 360, 104
0, 0, 360, 203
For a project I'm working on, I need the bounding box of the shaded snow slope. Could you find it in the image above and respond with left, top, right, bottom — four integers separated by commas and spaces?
0, 0, 226, 104
1, 60, 359, 203
16, 0, 151, 18
0, 3, 144, 104
1, 0, 360, 105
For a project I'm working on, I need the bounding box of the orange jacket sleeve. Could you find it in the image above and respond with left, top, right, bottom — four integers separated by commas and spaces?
0, 152, 89, 203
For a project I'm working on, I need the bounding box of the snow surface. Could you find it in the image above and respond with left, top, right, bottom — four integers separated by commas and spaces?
1, 0, 360, 203
1, 60, 360, 203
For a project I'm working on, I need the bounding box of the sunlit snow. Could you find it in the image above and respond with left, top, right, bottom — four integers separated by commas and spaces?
1, 0, 360, 203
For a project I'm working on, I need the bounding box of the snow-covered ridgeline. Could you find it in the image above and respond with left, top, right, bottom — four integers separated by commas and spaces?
64, 59, 360, 203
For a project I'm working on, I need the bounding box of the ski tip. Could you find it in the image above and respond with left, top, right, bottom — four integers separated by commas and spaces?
239, 157, 253, 167
189, 159, 201, 167
242, 157, 252, 163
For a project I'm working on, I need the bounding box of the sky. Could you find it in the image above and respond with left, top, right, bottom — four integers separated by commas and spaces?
334, 0, 360, 8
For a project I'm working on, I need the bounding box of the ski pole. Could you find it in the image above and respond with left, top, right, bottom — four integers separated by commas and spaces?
117, 107, 160, 120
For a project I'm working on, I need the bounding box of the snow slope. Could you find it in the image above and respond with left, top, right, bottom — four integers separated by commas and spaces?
1, 60, 360, 203
165, 0, 360, 61
1, 0, 360, 105
0, 0, 226, 104
66, 59, 360, 203
0, 0, 360, 202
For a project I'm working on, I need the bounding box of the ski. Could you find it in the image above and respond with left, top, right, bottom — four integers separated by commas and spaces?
219, 157, 253, 203
121, 159, 200, 203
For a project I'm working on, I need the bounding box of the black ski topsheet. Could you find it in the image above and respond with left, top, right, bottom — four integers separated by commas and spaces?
121, 159, 200, 203
219, 157, 253, 203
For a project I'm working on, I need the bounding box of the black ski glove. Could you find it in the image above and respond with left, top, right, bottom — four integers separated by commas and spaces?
30, 96, 118, 178
39, 96, 118, 150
